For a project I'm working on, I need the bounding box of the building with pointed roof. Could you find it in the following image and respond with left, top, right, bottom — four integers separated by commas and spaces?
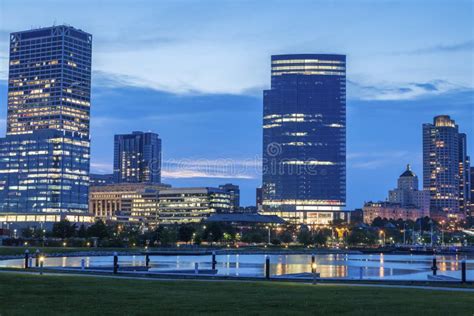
389, 164, 430, 214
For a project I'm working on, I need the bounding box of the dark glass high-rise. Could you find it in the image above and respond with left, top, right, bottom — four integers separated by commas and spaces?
114, 131, 162, 184
262, 54, 346, 224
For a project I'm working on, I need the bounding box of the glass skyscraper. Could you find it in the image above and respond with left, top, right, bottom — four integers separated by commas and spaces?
114, 132, 162, 184
261, 54, 346, 225
423, 115, 470, 220
0, 130, 90, 214
0, 25, 92, 220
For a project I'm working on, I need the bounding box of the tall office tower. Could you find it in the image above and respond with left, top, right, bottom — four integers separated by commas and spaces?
0, 130, 90, 214
470, 167, 474, 216
261, 54, 346, 225
114, 132, 162, 184
218, 183, 240, 212
0, 26, 92, 223
423, 115, 470, 220
458, 133, 471, 215
7, 26, 92, 136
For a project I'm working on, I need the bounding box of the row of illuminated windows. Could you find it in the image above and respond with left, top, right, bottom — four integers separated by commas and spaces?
272, 59, 344, 65
272, 71, 345, 76
272, 65, 345, 71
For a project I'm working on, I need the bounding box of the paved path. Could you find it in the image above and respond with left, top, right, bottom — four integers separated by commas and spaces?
1, 269, 473, 292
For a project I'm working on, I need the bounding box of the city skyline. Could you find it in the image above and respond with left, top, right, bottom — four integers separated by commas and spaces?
0, 1, 472, 208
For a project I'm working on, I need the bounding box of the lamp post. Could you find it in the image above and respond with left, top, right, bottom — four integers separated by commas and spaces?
440, 220, 445, 247
39, 256, 45, 275
429, 219, 433, 247
265, 226, 271, 245
403, 223, 407, 245
312, 262, 318, 285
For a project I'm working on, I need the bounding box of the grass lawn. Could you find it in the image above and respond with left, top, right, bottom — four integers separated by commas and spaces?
0, 273, 472, 315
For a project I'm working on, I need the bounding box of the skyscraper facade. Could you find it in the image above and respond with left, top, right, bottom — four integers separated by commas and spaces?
0, 130, 90, 214
218, 183, 240, 212
0, 25, 92, 222
261, 54, 346, 225
422, 115, 470, 220
7, 26, 92, 136
458, 133, 471, 215
114, 132, 162, 184
470, 167, 474, 216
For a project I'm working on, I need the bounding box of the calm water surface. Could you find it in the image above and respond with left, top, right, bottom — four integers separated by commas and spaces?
1, 253, 473, 280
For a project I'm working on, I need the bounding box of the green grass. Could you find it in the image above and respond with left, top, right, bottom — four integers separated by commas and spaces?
0, 273, 472, 315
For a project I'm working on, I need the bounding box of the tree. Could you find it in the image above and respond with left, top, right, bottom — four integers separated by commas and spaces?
371, 217, 387, 228
297, 229, 312, 245
21, 227, 34, 238
144, 225, 178, 247
87, 220, 110, 240
178, 225, 195, 244
203, 223, 223, 242
241, 230, 265, 244
52, 220, 76, 239
313, 229, 331, 246
416, 216, 438, 231
347, 229, 377, 246
76, 224, 87, 238
279, 231, 293, 244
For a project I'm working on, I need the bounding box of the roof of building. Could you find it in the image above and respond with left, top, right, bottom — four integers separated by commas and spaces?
206, 213, 286, 224
400, 164, 416, 177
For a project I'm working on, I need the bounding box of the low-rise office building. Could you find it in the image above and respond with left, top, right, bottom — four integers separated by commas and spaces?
89, 183, 170, 221
89, 185, 230, 225
363, 201, 429, 224
158, 187, 231, 224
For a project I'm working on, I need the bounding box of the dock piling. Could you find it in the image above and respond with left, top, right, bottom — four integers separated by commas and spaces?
265, 256, 270, 279
24, 250, 29, 269
212, 251, 216, 270
113, 252, 119, 274
461, 260, 466, 283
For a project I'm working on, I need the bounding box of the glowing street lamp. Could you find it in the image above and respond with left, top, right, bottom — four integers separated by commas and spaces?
312, 262, 318, 285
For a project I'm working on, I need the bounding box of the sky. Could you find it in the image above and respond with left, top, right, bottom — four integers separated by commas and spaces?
0, 0, 472, 208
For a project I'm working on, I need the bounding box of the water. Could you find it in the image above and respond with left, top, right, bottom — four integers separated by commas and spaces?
1, 253, 473, 281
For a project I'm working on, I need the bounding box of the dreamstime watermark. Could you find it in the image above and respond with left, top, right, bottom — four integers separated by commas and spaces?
144, 142, 334, 179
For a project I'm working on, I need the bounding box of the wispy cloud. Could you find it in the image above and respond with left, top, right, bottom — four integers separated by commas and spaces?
348, 151, 420, 170
348, 79, 470, 101
404, 40, 474, 55
162, 170, 254, 179
90, 162, 113, 173
163, 158, 259, 179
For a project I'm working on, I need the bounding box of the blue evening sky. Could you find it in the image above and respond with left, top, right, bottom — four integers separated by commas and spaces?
0, 0, 472, 208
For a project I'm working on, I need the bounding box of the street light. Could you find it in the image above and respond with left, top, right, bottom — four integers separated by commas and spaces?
39, 256, 45, 275
440, 220, 445, 247
265, 226, 271, 245
429, 219, 433, 247
379, 230, 385, 245
312, 262, 318, 285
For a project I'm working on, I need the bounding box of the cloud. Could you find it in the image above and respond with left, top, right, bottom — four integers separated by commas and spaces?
405, 40, 474, 55
348, 151, 419, 170
162, 169, 254, 179
348, 79, 471, 101
90, 162, 113, 173
162, 158, 259, 179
